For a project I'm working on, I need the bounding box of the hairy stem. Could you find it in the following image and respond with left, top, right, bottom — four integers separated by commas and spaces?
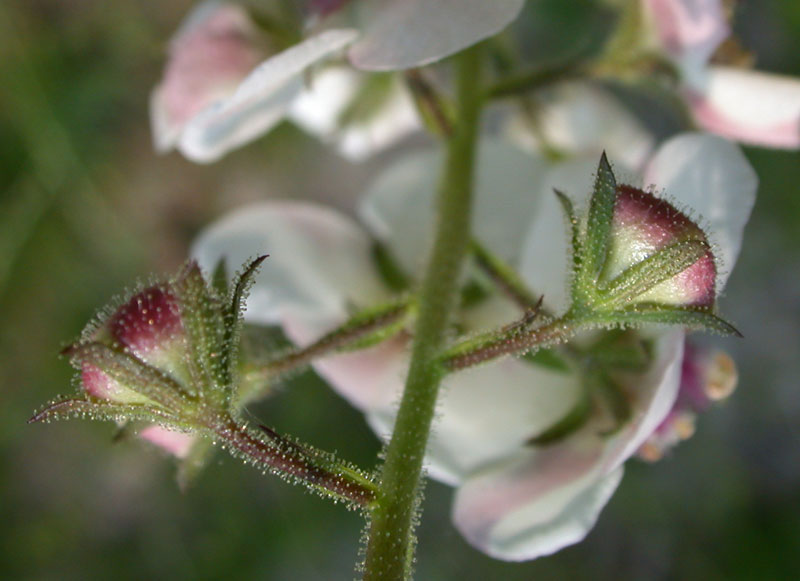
362, 46, 484, 580
210, 415, 377, 508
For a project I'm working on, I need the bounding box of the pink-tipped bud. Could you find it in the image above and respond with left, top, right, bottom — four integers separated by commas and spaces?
638, 341, 737, 461
78, 287, 186, 402
106, 287, 191, 381
151, 2, 266, 152
605, 185, 717, 307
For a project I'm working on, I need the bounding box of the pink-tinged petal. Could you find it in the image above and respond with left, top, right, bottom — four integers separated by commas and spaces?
642, 0, 728, 67
150, 1, 266, 152
191, 201, 390, 329
349, 0, 525, 70
507, 82, 655, 170
644, 133, 757, 290
368, 343, 584, 485
687, 66, 800, 149
139, 426, 196, 459
177, 29, 359, 162
451, 329, 683, 560
288, 67, 420, 161
359, 141, 551, 277
452, 444, 624, 561
282, 317, 408, 411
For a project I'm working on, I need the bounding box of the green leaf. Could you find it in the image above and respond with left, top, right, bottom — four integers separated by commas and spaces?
222, 255, 269, 399
582, 152, 617, 281
63, 341, 194, 410
174, 262, 229, 403
211, 257, 229, 298
28, 396, 190, 429
594, 306, 742, 337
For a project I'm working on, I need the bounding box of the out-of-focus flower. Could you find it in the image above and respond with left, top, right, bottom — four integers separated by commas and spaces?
288, 67, 420, 161
642, 0, 800, 148
192, 133, 755, 559
151, 0, 524, 162
638, 341, 737, 461
506, 81, 656, 169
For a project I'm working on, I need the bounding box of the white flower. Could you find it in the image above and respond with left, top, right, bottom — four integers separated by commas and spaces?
151, 0, 524, 162
191, 134, 756, 559
642, 0, 800, 148
505, 81, 656, 171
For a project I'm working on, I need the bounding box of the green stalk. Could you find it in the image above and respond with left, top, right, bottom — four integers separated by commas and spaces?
362, 46, 484, 580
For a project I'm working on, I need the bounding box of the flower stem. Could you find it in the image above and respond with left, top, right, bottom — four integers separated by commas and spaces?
440, 316, 580, 371
209, 414, 378, 508
269, 298, 410, 376
362, 45, 484, 580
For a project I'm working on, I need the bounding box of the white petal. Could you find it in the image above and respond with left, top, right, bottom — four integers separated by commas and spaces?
349, 0, 525, 70
518, 157, 599, 314
507, 82, 655, 170
599, 329, 685, 473
190, 201, 389, 331
688, 66, 800, 149
178, 29, 359, 163
450, 329, 683, 561
285, 319, 409, 411
368, 351, 584, 485
644, 132, 757, 289
289, 67, 420, 161
288, 67, 360, 138
335, 84, 420, 161
358, 141, 551, 277
452, 444, 623, 561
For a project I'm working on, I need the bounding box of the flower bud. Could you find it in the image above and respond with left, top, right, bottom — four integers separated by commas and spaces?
602, 184, 717, 308
76, 285, 191, 406
638, 341, 737, 461
567, 153, 734, 334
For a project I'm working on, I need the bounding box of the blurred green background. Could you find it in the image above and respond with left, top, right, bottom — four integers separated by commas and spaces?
1, 1, 799, 579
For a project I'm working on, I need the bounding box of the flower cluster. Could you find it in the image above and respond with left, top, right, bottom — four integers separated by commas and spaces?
151, 0, 525, 162
34, 0, 786, 571
642, 0, 800, 148
192, 133, 756, 559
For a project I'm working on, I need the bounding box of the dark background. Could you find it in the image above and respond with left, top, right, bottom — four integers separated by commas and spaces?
1, 1, 799, 578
